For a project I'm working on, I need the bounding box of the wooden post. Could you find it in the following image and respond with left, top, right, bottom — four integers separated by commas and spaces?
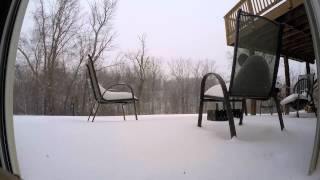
306, 62, 311, 74
284, 56, 290, 115
251, 100, 257, 115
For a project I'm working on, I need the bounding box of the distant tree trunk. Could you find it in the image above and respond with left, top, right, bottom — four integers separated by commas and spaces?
126, 34, 151, 114
81, 72, 89, 115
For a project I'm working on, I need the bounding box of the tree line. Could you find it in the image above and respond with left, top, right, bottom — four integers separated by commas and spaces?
14, 0, 219, 116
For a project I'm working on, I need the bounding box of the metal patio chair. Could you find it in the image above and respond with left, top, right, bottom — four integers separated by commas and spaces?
198, 10, 284, 138
86, 55, 138, 122
280, 74, 317, 117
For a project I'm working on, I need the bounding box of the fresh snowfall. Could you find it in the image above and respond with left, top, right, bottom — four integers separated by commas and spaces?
14, 113, 320, 180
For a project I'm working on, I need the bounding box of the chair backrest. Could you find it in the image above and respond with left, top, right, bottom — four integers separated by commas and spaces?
299, 74, 315, 85
229, 10, 283, 100
86, 55, 102, 101
294, 74, 315, 96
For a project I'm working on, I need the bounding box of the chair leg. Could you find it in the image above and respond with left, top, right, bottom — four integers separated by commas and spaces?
239, 99, 245, 125
133, 100, 138, 120
309, 96, 317, 117
87, 103, 94, 122
198, 99, 204, 127
273, 95, 285, 130
91, 103, 100, 122
121, 104, 126, 120
224, 98, 236, 138
88, 101, 97, 122
296, 100, 300, 118
259, 101, 262, 116
239, 107, 244, 126
243, 99, 248, 116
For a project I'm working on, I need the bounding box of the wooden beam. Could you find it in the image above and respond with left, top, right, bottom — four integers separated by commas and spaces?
264, 0, 304, 20
283, 40, 314, 51
284, 56, 290, 114
283, 27, 310, 39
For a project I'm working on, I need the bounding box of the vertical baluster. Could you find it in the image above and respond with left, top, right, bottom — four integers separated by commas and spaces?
268, 0, 273, 8
261, 0, 265, 9
231, 13, 234, 34
257, 0, 263, 14
272, 0, 279, 6
225, 16, 229, 43
231, 13, 233, 33
264, 0, 268, 9
252, 0, 259, 14
247, 0, 254, 14
243, 3, 247, 12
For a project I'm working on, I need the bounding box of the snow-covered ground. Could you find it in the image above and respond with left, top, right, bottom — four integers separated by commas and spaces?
14, 113, 320, 180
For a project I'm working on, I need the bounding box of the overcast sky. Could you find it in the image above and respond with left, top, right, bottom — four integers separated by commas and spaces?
21, 0, 314, 80
112, 0, 314, 76
112, 0, 237, 68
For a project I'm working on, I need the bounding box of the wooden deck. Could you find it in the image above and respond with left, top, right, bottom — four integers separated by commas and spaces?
224, 0, 314, 63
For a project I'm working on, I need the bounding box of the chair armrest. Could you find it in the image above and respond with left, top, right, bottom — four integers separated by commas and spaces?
200, 73, 229, 100
103, 83, 136, 99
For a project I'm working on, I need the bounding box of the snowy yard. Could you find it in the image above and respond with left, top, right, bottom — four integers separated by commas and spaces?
14, 113, 320, 180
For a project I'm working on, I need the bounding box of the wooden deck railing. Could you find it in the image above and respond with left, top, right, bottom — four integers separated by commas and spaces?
224, 0, 304, 45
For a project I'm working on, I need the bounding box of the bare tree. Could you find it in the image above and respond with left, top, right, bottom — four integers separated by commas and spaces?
126, 34, 151, 113
168, 58, 193, 113
17, 0, 118, 115
64, 0, 118, 113
18, 0, 80, 114
15, 0, 222, 116
148, 59, 162, 114
88, 0, 117, 62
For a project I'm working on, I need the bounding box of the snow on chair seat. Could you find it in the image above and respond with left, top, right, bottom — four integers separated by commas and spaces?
280, 74, 316, 117
99, 84, 137, 101
204, 83, 230, 98
280, 93, 309, 106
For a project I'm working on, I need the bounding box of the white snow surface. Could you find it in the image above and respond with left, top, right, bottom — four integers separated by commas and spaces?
14, 113, 320, 180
